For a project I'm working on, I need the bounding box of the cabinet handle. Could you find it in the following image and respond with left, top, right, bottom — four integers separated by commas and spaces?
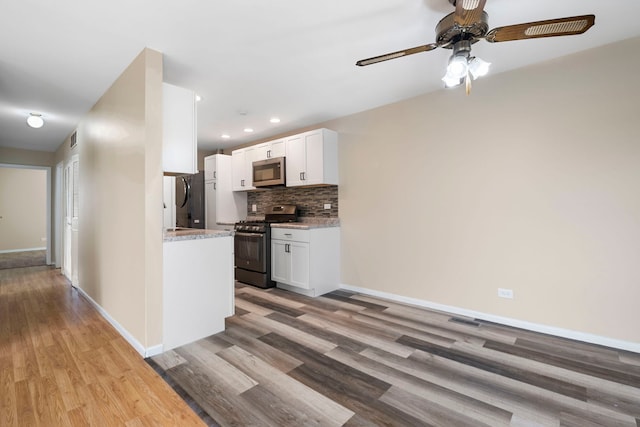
213, 171, 216, 179
299, 172, 304, 181
284, 233, 292, 237
214, 182, 216, 190
285, 243, 290, 253
267, 150, 271, 158
241, 179, 245, 187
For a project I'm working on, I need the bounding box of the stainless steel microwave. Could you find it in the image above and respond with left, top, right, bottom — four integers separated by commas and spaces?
253, 157, 286, 187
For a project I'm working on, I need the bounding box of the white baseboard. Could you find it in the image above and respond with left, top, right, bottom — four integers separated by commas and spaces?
340, 283, 640, 354
145, 344, 164, 358
74, 285, 163, 358
0, 247, 46, 254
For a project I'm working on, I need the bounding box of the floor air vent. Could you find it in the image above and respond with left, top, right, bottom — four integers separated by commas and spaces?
449, 317, 480, 327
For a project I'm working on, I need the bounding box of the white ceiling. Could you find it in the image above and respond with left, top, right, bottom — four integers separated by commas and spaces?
2, 0, 639, 153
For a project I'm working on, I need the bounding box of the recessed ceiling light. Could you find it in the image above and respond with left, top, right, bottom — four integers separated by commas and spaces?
244, 128, 254, 133
195, 95, 202, 102
27, 113, 44, 129
269, 117, 281, 124
221, 134, 231, 139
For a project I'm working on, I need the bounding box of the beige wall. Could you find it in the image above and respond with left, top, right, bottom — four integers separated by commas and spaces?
0, 147, 54, 167
0, 148, 55, 259
319, 36, 640, 344
55, 48, 164, 349
0, 167, 47, 251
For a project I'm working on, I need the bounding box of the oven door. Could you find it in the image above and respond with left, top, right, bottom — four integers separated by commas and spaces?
234, 232, 267, 273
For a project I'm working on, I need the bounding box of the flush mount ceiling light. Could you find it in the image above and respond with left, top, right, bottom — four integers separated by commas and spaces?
356, 0, 594, 94
26, 113, 44, 129
269, 117, 281, 124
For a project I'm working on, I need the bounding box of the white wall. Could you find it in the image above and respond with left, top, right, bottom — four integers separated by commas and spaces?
322, 36, 640, 344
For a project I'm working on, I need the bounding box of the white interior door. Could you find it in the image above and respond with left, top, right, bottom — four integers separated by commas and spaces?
55, 162, 63, 268
63, 155, 79, 286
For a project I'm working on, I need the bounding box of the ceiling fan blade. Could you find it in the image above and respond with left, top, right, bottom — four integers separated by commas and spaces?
485, 15, 595, 43
454, 0, 487, 26
356, 43, 438, 66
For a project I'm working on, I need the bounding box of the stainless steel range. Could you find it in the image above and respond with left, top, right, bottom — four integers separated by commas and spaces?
234, 205, 297, 288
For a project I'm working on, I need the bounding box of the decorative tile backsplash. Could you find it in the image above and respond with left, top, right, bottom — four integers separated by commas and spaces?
247, 186, 338, 218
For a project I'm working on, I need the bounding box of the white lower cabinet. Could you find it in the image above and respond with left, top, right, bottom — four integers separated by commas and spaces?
271, 227, 339, 297
271, 239, 310, 289
163, 235, 234, 351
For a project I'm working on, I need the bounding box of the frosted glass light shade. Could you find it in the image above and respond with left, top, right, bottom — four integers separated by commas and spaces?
27, 113, 44, 129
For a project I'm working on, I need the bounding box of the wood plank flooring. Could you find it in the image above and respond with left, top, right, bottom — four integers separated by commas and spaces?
0, 266, 205, 426
151, 283, 640, 427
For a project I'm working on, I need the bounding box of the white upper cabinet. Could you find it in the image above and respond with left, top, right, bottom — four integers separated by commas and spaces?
254, 139, 286, 161
205, 154, 247, 225
163, 83, 197, 174
204, 155, 216, 181
231, 147, 256, 191
285, 129, 338, 187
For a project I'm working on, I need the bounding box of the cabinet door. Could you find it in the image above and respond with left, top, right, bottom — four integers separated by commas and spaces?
231, 150, 246, 191
255, 140, 286, 161
205, 180, 216, 229
268, 140, 286, 158
271, 240, 290, 283
285, 134, 305, 186
303, 131, 325, 186
243, 147, 257, 190
204, 155, 216, 181
289, 241, 310, 289
163, 83, 197, 174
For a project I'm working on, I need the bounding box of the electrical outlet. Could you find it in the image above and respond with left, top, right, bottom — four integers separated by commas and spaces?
324, 203, 331, 210
498, 288, 514, 299
252, 204, 257, 212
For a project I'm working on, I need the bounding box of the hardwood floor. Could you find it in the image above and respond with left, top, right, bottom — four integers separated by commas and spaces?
3, 266, 639, 426
0, 266, 204, 426
151, 283, 640, 427
0, 250, 46, 269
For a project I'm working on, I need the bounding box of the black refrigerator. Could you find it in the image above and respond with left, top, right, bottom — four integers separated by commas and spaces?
175, 171, 205, 229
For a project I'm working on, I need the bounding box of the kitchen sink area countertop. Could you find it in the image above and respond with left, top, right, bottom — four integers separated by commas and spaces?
271, 218, 340, 230
164, 228, 233, 242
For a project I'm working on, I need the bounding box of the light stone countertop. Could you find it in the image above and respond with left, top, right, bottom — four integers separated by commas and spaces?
271, 218, 340, 230
164, 228, 233, 242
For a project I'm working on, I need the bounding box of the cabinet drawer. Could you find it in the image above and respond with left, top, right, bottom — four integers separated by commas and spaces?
271, 228, 309, 242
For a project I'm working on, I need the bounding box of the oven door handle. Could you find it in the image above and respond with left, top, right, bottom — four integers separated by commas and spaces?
234, 232, 264, 238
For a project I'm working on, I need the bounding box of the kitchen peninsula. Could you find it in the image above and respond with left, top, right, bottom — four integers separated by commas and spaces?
163, 228, 234, 350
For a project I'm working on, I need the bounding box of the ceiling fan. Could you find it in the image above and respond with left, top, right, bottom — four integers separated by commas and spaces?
356, 0, 595, 93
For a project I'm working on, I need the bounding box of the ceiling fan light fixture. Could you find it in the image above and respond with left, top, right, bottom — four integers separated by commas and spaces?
468, 56, 491, 79
446, 55, 468, 79
442, 74, 463, 88
27, 113, 44, 129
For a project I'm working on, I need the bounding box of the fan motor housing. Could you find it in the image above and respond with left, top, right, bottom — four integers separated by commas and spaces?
436, 11, 489, 47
